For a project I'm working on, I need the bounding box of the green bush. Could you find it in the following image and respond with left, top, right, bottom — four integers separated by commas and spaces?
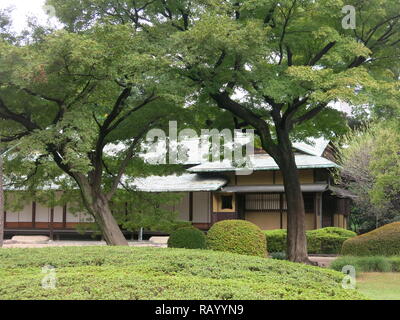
307, 228, 356, 254
207, 220, 267, 257
307, 227, 356, 238
264, 227, 356, 254
0, 246, 365, 300
331, 256, 400, 273
264, 229, 287, 252
341, 222, 400, 256
167, 220, 192, 232
168, 227, 206, 249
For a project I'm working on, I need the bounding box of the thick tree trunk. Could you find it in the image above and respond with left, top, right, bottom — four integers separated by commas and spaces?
89, 193, 128, 246
274, 132, 311, 264
77, 178, 128, 246
0, 155, 4, 248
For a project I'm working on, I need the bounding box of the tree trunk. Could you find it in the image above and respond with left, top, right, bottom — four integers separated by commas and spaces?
89, 193, 128, 246
274, 132, 311, 264
0, 154, 4, 248
77, 179, 128, 246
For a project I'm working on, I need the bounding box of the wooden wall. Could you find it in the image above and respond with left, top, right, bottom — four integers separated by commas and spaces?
4, 201, 94, 230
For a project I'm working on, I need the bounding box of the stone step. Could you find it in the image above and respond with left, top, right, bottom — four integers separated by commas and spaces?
149, 236, 169, 244
11, 235, 50, 244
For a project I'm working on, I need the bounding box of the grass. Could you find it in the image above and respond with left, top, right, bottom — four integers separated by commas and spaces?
0, 246, 366, 300
331, 255, 400, 273
357, 273, 400, 300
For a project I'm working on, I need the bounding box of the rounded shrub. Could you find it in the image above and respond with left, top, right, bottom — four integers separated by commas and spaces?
167, 227, 206, 249
207, 220, 267, 257
341, 222, 400, 256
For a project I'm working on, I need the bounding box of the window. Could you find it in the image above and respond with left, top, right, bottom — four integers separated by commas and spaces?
221, 195, 233, 210
245, 194, 284, 211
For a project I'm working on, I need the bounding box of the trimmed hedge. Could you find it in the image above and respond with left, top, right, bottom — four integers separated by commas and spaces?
307, 228, 356, 254
0, 246, 366, 300
264, 229, 287, 253
341, 222, 400, 256
331, 256, 400, 273
168, 227, 206, 249
207, 220, 267, 257
264, 227, 356, 254
308, 227, 356, 238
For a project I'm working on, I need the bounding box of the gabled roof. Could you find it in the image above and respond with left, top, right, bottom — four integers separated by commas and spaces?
187, 153, 339, 173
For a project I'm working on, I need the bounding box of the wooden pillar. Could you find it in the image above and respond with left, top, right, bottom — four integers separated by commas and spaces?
209, 192, 213, 226
314, 193, 322, 229
32, 202, 36, 228
279, 193, 283, 229
3, 210, 6, 229
62, 204, 67, 229
189, 192, 193, 222
49, 207, 54, 240
314, 193, 317, 229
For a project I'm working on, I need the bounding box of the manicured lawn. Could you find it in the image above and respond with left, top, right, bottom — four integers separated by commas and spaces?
357, 273, 400, 300
0, 246, 365, 300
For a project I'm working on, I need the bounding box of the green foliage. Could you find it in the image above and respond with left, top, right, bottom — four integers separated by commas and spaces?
111, 190, 185, 233
308, 227, 357, 238
264, 228, 356, 254
167, 227, 206, 249
331, 256, 400, 273
46, 0, 400, 144
0, 246, 365, 300
206, 220, 267, 257
0, 23, 191, 238
263, 229, 287, 253
337, 122, 400, 233
307, 228, 357, 254
341, 222, 400, 256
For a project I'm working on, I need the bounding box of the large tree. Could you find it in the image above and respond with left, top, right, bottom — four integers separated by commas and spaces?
50, 0, 400, 262
0, 24, 186, 245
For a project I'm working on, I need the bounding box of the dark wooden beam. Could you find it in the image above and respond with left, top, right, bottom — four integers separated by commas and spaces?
62, 204, 67, 229
32, 202, 36, 228
189, 192, 193, 222
280, 193, 283, 229
49, 207, 54, 240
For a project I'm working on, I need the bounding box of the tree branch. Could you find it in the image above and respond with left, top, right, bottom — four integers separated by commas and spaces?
0, 97, 40, 131
292, 102, 327, 125
210, 91, 278, 156
106, 121, 157, 200
308, 41, 336, 66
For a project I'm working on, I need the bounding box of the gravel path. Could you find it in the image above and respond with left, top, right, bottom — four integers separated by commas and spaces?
309, 256, 337, 267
